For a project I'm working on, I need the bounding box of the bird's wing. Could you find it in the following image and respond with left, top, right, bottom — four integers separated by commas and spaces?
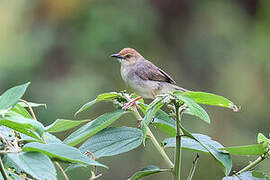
134, 60, 176, 84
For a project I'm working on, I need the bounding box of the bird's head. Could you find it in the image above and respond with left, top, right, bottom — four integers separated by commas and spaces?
111, 48, 143, 65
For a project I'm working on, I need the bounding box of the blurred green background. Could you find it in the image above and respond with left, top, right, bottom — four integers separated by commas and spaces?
0, 0, 269, 179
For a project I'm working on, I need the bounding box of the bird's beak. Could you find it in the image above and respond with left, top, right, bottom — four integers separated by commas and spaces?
111, 53, 124, 59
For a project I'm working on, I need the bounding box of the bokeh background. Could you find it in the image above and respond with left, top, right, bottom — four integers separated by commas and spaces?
0, 0, 269, 179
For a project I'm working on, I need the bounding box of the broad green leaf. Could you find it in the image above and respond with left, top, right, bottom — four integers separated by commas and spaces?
163, 133, 225, 153
80, 127, 142, 158
5, 152, 56, 180
257, 133, 269, 146
23, 142, 107, 168
0, 82, 30, 111
45, 119, 90, 133
142, 97, 164, 144
64, 110, 127, 146
11, 104, 32, 118
184, 91, 239, 111
0, 116, 44, 140
75, 92, 120, 116
20, 132, 63, 144
220, 144, 268, 156
179, 125, 232, 176
223, 171, 269, 180
173, 91, 210, 123
128, 165, 171, 180
152, 110, 176, 137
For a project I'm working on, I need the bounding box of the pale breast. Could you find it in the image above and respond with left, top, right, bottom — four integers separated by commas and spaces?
121, 65, 157, 98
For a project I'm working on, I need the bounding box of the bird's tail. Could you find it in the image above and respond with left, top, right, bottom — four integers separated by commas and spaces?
173, 85, 189, 92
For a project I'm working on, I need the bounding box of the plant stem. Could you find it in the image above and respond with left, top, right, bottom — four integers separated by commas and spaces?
20, 99, 70, 180
0, 157, 9, 180
147, 127, 174, 168
173, 105, 183, 180
55, 162, 69, 180
235, 153, 268, 175
187, 154, 199, 180
19, 99, 37, 120
131, 108, 174, 169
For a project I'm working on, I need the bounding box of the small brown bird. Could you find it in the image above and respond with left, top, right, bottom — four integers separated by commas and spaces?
111, 48, 187, 109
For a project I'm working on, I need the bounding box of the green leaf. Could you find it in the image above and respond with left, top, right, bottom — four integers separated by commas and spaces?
79, 127, 142, 158
0, 82, 30, 111
5, 152, 57, 180
220, 144, 268, 156
10, 104, 32, 118
173, 91, 211, 123
163, 133, 225, 153
144, 97, 165, 126
17, 101, 46, 108
252, 171, 270, 179
184, 91, 239, 111
223, 171, 269, 180
179, 125, 232, 176
75, 92, 120, 116
64, 110, 128, 146
23, 142, 107, 168
20, 132, 63, 144
142, 97, 164, 144
97, 92, 120, 101
128, 165, 171, 180
139, 103, 177, 137
0, 116, 44, 140
257, 133, 269, 146
45, 119, 90, 133
152, 110, 176, 137
75, 99, 98, 117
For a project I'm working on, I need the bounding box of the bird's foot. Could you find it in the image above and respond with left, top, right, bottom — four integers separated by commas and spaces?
137, 118, 143, 128
122, 96, 143, 110
84, 151, 95, 160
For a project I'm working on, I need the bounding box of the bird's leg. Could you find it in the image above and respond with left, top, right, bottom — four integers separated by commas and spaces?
84, 151, 96, 160
137, 118, 143, 128
122, 96, 143, 110
152, 91, 158, 98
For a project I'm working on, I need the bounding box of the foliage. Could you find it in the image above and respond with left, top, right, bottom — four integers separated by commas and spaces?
0, 83, 269, 180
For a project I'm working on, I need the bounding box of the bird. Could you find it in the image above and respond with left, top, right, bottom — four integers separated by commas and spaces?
111, 48, 188, 109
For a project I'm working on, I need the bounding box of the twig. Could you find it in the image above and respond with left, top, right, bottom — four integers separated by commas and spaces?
54, 162, 69, 180
89, 171, 102, 180
0, 150, 21, 154
235, 152, 269, 175
0, 157, 10, 180
0, 133, 15, 151
187, 154, 199, 180
19, 99, 37, 120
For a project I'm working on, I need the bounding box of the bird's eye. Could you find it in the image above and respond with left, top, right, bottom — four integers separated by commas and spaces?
125, 54, 131, 58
